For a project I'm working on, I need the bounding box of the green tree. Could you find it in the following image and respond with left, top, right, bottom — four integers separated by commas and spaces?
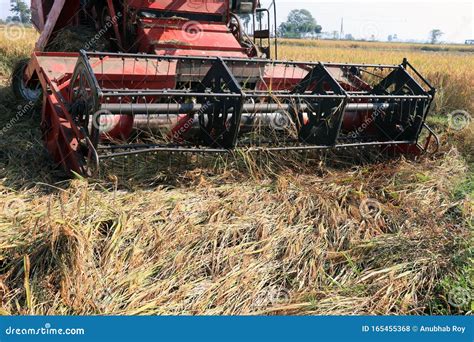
429, 29, 443, 44
10, 0, 31, 24
278, 9, 322, 38
6, 16, 20, 23
345, 34, 354, 41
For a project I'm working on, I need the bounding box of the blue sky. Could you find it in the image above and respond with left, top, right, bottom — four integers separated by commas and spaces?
2, 0, 473, 43
261, 0, 474, 43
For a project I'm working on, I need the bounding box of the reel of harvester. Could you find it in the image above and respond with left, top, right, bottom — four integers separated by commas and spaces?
57, 51, 438, 175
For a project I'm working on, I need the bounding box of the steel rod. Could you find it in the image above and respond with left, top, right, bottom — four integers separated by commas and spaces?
97, 140, 414, 159
82, 50, 401, 69
101, 102, 392, 115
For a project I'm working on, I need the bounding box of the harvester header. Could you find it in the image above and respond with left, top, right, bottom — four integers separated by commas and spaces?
14, 0, 438, 175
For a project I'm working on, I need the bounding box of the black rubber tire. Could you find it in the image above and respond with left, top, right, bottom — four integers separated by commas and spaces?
11, 59, 41, 102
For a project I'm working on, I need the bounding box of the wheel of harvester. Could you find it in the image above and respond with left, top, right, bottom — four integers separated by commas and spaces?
11, 59, 41, 102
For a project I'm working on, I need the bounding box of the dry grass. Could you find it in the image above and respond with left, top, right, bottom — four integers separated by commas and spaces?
0, 25, 38, 78
0, 26, 472, 315
0, 147, 471, 315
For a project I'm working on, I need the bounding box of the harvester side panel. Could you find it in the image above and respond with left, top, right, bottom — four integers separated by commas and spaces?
138, 20, 248, 57
127, 0, 229, 15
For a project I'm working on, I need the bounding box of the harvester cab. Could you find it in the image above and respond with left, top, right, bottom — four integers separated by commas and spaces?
13, 0, 439, 176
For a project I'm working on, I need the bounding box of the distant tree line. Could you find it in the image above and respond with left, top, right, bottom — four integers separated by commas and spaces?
241, 8, 446, 44
0, 0, 31, 24
278, 9, 322, 38
429, 29, 443, 44
238, 9, 322, 39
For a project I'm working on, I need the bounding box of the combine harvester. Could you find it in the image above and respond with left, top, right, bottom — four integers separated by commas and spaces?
13, 0, 439, 175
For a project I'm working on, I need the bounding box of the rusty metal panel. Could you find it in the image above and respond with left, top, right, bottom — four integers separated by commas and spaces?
128, 0, 228, 15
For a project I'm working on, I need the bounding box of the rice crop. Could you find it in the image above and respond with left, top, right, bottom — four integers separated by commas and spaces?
278, 39, 474, 114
